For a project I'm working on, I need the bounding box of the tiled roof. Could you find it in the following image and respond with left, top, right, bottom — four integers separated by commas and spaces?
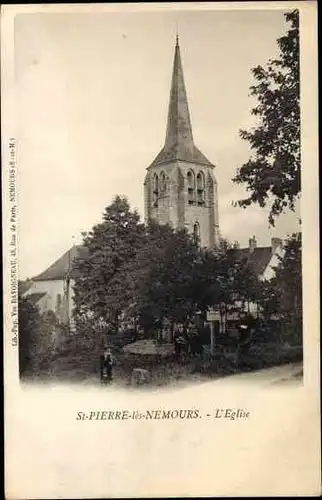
229, 246, 273, 277
149, 144, 214, 168
32, 245, 87, 281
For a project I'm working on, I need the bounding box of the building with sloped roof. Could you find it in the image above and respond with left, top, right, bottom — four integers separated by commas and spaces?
230, 236, 284, 282
227, 236, 284, 322
32, 245, 86, 282
23, 245, 85, 327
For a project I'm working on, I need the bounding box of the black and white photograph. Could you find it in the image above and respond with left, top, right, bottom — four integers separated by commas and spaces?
2, 2, 319, 498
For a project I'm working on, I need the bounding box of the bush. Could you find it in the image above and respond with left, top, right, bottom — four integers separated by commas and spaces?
19, 295, 55, 377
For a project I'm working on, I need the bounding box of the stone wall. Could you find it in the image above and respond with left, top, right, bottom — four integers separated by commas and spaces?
144, 159, 220, 249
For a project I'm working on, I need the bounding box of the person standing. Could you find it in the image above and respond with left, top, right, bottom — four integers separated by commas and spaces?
237, 314, 255, 369
100, 347, 114, 384
173, 326, 186, 363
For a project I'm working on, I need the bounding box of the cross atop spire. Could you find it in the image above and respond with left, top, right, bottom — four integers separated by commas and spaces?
149, 37, 214, 168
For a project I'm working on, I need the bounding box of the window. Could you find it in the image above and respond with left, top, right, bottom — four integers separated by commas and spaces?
187, 170, 195, 204
196, 172, 205, 205
196, 171, 205, 190
160, 171, 167, 194
187, 170, 195, 188
153, 174, 159, 193
153, 174, 159, 206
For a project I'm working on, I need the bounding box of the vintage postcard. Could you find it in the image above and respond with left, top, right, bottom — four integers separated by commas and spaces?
2, 1, 320, 498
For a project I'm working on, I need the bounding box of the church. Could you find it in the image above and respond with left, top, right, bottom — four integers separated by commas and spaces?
22, 37, 283, 327
144, 36, 220, 248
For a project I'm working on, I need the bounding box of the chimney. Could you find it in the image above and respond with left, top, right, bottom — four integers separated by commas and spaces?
271, 237, 283, 254
249, 235, 257, 253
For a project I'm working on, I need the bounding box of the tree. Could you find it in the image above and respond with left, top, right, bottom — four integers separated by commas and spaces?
72, 196, 145, 332
127, 222, 205, 335
208, 239, 260, 329
128, 230, 260, 338
19, 294, 58, 377
273, 233, 302, 343
18, 295, 41, 376
232, 10, 300, 226
258, 233, 302, 344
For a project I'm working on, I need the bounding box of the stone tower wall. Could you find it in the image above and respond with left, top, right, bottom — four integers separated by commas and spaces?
144, 161, 219, 248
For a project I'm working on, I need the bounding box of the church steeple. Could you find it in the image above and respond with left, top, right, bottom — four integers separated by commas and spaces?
164, 35, 194, 156
144, 35, 220, 249
149, 37, 213, 168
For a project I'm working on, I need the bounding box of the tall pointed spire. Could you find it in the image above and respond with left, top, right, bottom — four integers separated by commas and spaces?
149, 37, 214, 168
164, 35, 194, 156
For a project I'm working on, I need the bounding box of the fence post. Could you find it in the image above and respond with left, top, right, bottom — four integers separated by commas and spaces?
210, 321, 215, 356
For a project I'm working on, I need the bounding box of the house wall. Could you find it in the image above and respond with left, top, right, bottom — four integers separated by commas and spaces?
23, 279, 75, 325
260, 246, 285, 281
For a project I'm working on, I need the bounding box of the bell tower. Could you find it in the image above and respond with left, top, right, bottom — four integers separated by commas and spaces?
144, 36, 220, 248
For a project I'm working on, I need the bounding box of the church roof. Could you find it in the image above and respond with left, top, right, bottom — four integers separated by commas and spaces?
149, 36, 214, 169
32, 245, 87, 281
150, 144, 213, 168
229, 246, 273, 277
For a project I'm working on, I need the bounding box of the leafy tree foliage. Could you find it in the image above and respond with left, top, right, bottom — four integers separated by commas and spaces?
217, 240, 259, 304
72, 196, 145, 331
275, 232, 302, 316
233, 10, 300, 226
18, 294, 41, 375
208, 239, 260, 326
126, 222, 207, 331
18, 293, 59, 376
258, 233, 302, 343
129, 233, 259, 335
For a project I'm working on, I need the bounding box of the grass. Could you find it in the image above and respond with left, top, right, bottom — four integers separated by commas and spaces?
21, 332, 303, 386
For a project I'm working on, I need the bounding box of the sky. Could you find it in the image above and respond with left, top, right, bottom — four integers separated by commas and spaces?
14, 7, 300, 280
